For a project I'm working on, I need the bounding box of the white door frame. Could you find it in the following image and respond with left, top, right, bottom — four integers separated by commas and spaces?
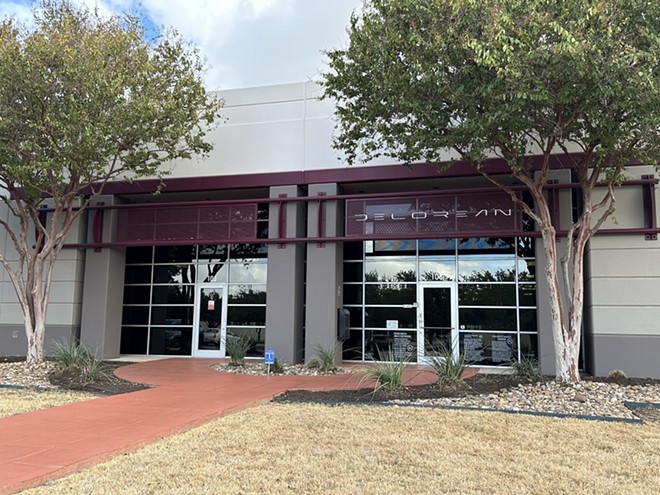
417, 282, 458, 362
192, 283, 228, 358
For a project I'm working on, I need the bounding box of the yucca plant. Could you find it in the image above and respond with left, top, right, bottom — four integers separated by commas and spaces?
314, 344, 337, 372
360, 349, 408, 392
224, 334, 253, 366
427, 344, 468, 386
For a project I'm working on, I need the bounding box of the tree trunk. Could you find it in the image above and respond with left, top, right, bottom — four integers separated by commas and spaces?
25, 315, 46, 364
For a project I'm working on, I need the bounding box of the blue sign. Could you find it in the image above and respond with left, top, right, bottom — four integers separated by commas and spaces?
264, 349, 276, 365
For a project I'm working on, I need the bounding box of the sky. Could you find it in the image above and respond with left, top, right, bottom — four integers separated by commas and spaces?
0, 0, 362, 90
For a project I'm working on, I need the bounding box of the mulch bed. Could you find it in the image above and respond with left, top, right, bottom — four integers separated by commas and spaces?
48, 362, 151, 395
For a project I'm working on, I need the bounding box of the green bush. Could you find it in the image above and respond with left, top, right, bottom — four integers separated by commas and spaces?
224, 334, 253, 366
428, 345, 468, 386
360, 350, 408, 392
51, 340, 110, 384
510, 356, 542, 379
314, 344, 337, 372
270, 357, 285, 374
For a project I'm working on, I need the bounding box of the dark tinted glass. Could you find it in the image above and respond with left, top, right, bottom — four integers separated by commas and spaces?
123, 285, 151, 305
120, 327, 148, 354
459, 284, 516, 306
365, 330, 417, 361
154, 245, 196, 263
149, 327, 192, 356
124, 265, 152, 284
519, 284, 537, 306
227, 306, 266, 326
342, 330, 363, 361
153, 265, 195, 284
121, 306, 149, 325
228, 285, 267, 304
343, 242, 364, 261
125, 247, 153, 264
365, 307, 416, 329
458, 307, 517, 331
152, 285, 194, 305
343, 262, 363, 282
343, 284, 363, 305
150, 306, 193, 326
365, 284, 416, 305
460, 332, 517, 365
458, 237, 516, 254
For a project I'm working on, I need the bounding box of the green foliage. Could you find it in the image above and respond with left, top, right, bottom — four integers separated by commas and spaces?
270, 358, 285, 374
323, 0, 660, 383
427, 345, 468, 386
510, 356, 542, 379
51, 340, 110, 384
224, 335, 253, 367
360, 350, 408, 392
324, 0, 660, 170
607, 369, 628, 379
314, 344, 337, 373
0, 1, 222, 363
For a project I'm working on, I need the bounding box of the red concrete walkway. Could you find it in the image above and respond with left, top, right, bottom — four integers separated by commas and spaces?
0, 359, 437, 494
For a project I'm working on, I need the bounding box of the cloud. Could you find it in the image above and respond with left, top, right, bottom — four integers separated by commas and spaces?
0, 0, 361, 89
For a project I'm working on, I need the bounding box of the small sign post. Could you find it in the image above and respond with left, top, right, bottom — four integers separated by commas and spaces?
264, 349, 276, 375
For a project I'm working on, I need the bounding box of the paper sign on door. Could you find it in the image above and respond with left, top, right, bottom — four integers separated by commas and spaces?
208, 300, 215, 310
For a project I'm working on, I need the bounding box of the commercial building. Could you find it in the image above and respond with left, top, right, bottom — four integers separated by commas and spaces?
1, 82, 658, 377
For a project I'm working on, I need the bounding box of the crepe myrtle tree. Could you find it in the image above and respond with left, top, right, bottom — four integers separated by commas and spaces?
0, 1, 222, 363
323, 0, 660, 382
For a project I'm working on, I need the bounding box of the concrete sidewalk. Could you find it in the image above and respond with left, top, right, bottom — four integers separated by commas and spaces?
0, 359, 437, 494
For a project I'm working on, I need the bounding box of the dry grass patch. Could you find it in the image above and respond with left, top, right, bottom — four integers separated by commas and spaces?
0, 388, 95, 419
20, 403, 660, 495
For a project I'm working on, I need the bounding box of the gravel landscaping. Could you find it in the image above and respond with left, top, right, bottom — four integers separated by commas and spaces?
1, 359, 659, 422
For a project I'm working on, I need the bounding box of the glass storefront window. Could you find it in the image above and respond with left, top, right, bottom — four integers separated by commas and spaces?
124, 265, 152, 284
458, 283, 516, 306
459, 332, 518, 365
227, 327, 265, 357
120, 327, 148, 354
150, 306, 193, 326
227, 306, 266, 327
121, 306, 149, 325
419, 260, 455, 281
458, 256, 516, 282
364, 259, 416, 282
154, 245, 196, 264
365, 283, 416, 305
153, 265, 195, 284
458, 307, 517, 331
343, 284, 363, 305
229, 262, 267, 284
196, 262, 229, 284
365, 330, 417, 361
343, 238, 538, 364
152, 285, 194, 305
228, 285, 266, 304
365, 306, 416, 329
343, 262, 363, 282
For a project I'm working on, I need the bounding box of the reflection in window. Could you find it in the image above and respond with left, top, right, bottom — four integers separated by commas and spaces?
227, 306, 266, 327
458, 237, 516, 253
152, 285, 194, 305
419, 260, 455, 281
458, 307, 517, 331
365, 284, 416, 305
153, 265, 195, 284
229, 262, 267, 283
459, 284, 516, 306
458, 257, 516, 282
227, 327, 265, 357
228, 285, 267, 304
365, 307, 416, 329
365, 260, 416, 282
197, 263, 229, 284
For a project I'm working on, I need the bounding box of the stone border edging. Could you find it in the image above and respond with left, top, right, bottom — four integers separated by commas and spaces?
275, 397, 644, 424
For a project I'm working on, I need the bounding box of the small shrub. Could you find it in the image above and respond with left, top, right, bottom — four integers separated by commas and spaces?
607, 369, 627, 379
511, 356, 542, 379
428, 345, 467, 385
270, 357, 285, 374
314, 344, 337, 372
51, 340, 110, 384
360, 350, 408, 392
306, 357, 321, 369
224, 334, 253, 366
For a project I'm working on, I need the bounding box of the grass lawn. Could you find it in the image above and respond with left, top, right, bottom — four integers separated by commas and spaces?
0, 388, 94, 419
21, 402, 660, 495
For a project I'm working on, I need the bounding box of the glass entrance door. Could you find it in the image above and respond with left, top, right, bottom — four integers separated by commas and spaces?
418, 283, 457, 361
193, 285, 228, 357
